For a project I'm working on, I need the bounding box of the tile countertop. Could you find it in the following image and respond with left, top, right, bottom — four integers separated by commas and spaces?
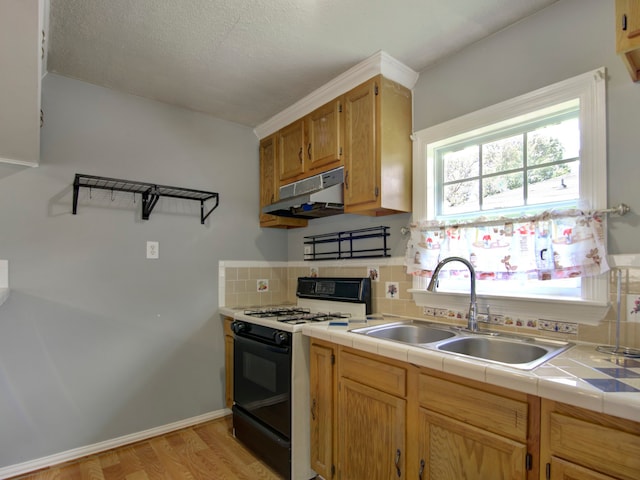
300, 316, 640, 424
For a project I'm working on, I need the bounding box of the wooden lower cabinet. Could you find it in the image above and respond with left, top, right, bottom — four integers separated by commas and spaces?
309, 342, 640, 480
338, 378, 406, 479
310, 340, 336, 479
547, 457, 619, 480
418, 409, 527, 479
223, 316, 233, 409
540, 400, 640, 480
310, 342, 538, 480
417, 372, 533, 480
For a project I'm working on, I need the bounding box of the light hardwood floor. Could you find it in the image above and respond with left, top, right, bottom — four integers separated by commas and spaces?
10, 416, 284, 480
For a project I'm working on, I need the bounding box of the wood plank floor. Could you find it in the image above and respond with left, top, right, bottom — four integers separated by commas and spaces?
10, 416, 285, 480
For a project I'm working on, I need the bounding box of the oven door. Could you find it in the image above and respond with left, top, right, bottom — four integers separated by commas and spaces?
233, 333, 292, 438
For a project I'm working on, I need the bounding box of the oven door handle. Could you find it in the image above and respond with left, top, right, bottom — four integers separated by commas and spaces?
234, 333, 290, 355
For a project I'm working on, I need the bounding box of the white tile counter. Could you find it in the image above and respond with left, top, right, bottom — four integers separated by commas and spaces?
301, 317, 640, 423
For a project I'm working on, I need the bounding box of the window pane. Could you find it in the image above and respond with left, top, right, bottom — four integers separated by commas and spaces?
527, 117, 579, 166
482, 172, 524, 210
443, 180, 479, 215
443, 146, 479, 182
482, 135, 523, 174
527, 160, 579, 205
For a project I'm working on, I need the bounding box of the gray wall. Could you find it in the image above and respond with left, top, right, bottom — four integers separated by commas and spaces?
287, 0, 640, 259
411, 0, 639, 254
0, 74, 287, 467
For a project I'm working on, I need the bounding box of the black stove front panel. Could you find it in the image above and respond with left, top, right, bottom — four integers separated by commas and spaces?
296, 277, 371, 314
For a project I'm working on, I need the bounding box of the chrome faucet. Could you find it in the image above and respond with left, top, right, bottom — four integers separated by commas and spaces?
427, 256, 478, 332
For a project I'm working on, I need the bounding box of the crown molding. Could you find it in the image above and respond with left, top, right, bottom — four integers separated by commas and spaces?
254, 50, 418, 139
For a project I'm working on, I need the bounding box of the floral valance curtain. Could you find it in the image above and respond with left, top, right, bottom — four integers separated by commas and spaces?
404, 209, 609, 281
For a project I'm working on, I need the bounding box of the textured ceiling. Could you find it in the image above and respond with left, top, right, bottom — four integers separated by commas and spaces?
47, 0, 559, 127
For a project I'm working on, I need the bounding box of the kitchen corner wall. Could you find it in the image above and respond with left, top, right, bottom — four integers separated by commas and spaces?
0, 74, 289, 471
222, 260, 640, 350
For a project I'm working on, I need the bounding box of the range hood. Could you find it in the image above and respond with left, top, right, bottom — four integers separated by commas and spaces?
263, 167, 344, 219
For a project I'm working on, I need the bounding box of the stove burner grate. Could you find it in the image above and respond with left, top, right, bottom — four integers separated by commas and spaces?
243, 307, 352, 324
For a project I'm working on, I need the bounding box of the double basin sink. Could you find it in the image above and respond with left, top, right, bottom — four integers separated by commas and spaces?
350, 321, 573, 370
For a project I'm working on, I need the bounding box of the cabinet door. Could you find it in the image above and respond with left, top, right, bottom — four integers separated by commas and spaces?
548, 457, 618, 480
278, 119, 306, 182
259, 135, 307, 228
223, 317, 234, 409
338, 377, 405, 479
259, 135, 278, 224
307, 99, 342, 172
616, 0, 640, 81
310, 342, 335, 478
418, 408, 527, 480
343, 78, 379, 209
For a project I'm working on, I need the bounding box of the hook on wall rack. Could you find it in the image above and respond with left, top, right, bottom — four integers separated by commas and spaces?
72, 173, 220, 225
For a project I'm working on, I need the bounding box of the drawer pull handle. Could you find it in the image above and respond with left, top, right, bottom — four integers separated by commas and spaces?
394, 448, 401, 477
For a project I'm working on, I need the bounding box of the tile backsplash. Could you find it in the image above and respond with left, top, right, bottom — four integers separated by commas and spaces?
220, 260, 640, 349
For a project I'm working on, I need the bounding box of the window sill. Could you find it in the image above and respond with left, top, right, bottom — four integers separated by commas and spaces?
408, 289, 609, 326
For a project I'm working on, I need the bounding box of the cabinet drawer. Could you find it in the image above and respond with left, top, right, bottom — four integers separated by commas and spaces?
549, 412, 640, 480
339, 349, 406, 397
419, 374, 528, 442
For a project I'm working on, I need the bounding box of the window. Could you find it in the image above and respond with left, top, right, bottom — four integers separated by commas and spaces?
436, 103, 579, 218
410, 68, 608, 323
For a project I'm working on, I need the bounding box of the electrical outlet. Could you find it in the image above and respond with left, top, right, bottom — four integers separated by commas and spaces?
423, 307, 435, 316
146, 241, 159, 259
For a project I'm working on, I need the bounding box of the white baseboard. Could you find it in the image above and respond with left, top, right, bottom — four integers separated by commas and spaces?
0, 408, 231, 479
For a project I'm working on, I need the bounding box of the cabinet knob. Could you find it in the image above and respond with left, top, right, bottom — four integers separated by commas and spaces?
298, 147, 303, 163
308, 143, 312, 160
418, 459, 425, 480
394, 448, 401, 477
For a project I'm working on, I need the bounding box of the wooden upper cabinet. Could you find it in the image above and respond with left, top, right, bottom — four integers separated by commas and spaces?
259, 135, 307, 228
307, 98, 343, 173
616, 0, 640, 81
277, 119, 306, 183
343, 75, 412, 216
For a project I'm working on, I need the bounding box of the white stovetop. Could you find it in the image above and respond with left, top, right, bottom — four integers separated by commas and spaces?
223, 300, 368, 333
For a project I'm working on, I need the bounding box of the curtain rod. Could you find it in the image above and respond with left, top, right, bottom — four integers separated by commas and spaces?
400, 203, 631, 235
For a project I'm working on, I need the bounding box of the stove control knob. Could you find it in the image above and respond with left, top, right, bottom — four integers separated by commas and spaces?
231, 321, 248, 334
274, 331, 289, 346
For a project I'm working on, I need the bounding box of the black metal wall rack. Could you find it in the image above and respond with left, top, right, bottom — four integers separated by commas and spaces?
72, 174, 219, 224
304, 226, 390, 260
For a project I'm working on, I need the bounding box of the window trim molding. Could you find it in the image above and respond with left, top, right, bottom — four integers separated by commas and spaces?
410, 68, 608, 323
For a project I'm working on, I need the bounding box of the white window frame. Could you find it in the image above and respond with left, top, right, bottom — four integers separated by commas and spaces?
410, 68, 609, 325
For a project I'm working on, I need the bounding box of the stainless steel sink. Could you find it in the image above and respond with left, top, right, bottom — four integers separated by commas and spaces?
437, 335, 572, 370
349, 320, 573, 370
351, 322, 457, 344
